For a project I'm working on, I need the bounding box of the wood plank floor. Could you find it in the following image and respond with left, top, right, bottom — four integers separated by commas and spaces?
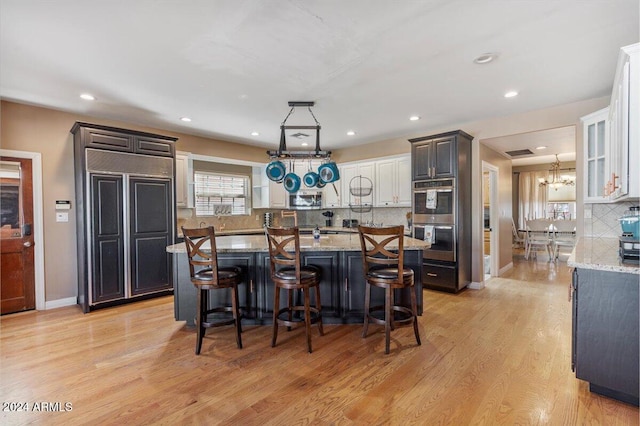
1, 256, 638, 425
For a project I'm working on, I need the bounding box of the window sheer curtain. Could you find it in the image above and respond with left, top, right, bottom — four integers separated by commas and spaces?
518, 171, 549, 229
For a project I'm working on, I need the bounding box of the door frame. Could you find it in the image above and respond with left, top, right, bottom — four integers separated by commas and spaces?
482, 161, 499, 280
1, 149, 45, 310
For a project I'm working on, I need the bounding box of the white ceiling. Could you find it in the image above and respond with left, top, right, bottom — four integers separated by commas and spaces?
1, 1, 638, 164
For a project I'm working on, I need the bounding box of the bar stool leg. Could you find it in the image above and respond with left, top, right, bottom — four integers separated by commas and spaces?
303, 287, 312, 353
196, 288, 206, 355
362, 281, 371, 338
232, 285, 242, 349
272, 286, 280, 347
314, 284, 324, 336
410, 285, 421, 346
287, 289, 294, 331
385, 286, 392, 354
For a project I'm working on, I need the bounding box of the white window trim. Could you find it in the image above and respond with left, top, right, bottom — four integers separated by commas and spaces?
194, 171, 250, 216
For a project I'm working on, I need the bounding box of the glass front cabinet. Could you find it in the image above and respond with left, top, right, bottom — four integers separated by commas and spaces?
581, 108, 609, 203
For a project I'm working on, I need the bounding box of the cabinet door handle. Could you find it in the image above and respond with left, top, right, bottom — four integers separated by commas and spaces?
427, 273, 437, 277
250, 279, 254, 293
344, 277, 348, 292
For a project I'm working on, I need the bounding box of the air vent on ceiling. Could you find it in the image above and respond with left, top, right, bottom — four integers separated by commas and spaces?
290, 132, 310, 139
505, 149, 534, 157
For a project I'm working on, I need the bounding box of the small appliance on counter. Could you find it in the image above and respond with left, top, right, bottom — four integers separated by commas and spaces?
618, 206, 639, 263
322, 210, 334, 227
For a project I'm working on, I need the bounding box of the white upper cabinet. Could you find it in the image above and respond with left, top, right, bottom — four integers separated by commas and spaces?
341, 161, 375, 208
608, 43, 639, 200
175, 152, 193, 208
581, 108, 609, 203
582, 43, 639, 203
269, 179, 288, 209
374, 155, 411, 207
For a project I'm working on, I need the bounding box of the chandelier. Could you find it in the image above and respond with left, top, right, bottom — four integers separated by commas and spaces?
538, 154, 575, 190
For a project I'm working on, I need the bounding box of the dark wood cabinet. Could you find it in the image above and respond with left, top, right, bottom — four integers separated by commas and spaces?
90, 174, 125, 302
75, 123, 176, 158
409, 130, 473, 293
571, 268, 639, 406
72, 122, 177, 312
409, 133, 458, 180
173, 249, 424, 326
129, 177, 173, 296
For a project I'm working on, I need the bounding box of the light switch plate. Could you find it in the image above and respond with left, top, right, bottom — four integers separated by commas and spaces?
56, 212, 69, 222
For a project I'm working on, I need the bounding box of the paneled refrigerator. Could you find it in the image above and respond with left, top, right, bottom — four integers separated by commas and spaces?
72, 122, 177, 312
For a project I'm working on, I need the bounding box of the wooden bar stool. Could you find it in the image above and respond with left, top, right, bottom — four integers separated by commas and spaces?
265, 226, 323, 353
182, 226, 243, 355
357, 225, 421, 354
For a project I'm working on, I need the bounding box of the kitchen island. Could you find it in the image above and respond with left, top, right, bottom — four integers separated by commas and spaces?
167, 233, 429, 326
568, 237, 639, 406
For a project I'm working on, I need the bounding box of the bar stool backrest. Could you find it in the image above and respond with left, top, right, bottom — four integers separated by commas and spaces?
357, 225, 405, 282
182, 226, 221, 285
265, 227, 302, 281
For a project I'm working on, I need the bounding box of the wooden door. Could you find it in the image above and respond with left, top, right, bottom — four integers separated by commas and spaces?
0, 157, 35, 314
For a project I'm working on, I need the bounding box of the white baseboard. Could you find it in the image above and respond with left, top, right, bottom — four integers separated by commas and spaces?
44, 297, 77, 310
499, 262, 514, 276
468, 281, 484, 290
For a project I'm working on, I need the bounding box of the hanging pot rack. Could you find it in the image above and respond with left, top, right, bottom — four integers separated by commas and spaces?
266, 101, 332, 160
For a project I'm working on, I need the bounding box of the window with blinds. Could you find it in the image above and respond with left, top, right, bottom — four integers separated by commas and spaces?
194, 171, 248, 216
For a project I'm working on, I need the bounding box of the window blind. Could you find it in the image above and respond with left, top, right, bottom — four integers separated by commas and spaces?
194, 171, 248, 216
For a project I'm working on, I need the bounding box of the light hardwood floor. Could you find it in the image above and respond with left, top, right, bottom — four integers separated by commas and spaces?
1, 256, 638, 425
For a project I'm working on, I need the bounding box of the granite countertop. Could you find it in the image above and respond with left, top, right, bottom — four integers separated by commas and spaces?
176, 226, 409, 238
567, 237, 640, 274
167, 232, 429, 254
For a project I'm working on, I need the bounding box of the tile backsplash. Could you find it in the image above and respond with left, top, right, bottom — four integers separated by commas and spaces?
177, 207, 412, 232
583, 201, 639, 237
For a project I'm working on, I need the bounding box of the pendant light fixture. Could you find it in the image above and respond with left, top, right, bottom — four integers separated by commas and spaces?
538, 154, 576, 190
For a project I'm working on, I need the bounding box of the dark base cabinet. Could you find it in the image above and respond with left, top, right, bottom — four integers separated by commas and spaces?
172, 250, 423, 326
571, 268, 639, 406
422, 261, 459, 293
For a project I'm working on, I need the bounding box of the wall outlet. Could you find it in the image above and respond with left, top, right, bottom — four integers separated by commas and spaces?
584, 209, 592, 219
255, 214, 259, 221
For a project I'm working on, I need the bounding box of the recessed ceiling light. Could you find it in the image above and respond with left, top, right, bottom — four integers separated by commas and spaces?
473, 53, 498, 64
251, 131, 260, 136
180, 117, 192, 122
409, 115, 420, 121
80, 93, 95, 101
301, 142, 309, 147
536, 146, 547, 150
504, 91, 518, 98
346, 130, 356, 136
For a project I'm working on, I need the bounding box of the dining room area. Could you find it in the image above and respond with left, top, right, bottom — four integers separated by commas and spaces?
512, 152, 578, 263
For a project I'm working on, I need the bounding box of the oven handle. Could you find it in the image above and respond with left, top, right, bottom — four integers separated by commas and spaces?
434, 225, 453, 230
413, 188, 453, 193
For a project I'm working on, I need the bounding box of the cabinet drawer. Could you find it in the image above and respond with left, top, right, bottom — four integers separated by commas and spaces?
135, 137, 174, 157
84, 128, 134, 152
423, 262, 457, 291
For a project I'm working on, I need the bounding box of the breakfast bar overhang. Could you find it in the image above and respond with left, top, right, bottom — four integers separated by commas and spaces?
166, 233, 429, 326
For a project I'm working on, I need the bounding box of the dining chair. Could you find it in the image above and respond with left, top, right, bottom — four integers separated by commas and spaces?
182, 226, 243, 355
512, 218, 525, 248
551, 220, 577, 262
524, 219, 553, 261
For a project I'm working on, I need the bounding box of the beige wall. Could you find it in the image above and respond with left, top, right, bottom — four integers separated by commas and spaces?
0, 95, 611, 302
0, 101, 264, 302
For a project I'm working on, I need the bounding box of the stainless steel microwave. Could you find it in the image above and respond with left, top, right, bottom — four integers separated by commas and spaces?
289, 191, 323, 210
